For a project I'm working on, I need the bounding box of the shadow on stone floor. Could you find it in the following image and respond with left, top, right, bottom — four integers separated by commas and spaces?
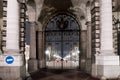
28, 69, 100, 80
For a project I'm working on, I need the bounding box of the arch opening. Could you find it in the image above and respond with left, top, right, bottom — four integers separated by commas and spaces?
44, 14, 80, 69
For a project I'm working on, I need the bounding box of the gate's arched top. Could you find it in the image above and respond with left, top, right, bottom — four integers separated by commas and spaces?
45, 14, 80, 31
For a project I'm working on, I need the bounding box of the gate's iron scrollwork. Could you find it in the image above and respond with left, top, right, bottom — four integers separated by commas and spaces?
45, 14, 80, 69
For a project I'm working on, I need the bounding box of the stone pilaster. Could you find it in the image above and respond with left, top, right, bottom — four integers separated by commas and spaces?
29, 22, 37, 59
86, 22, 92, 73
28, 22, 38, 73
37, 31, 46, 68
91, 0, 100, 61
0, 0, 26, 80
6, 0, 19, 50
92, 0, 120, 79
80, 30, 87, 71
85, 3, 92, 73
100, 0, 113, 54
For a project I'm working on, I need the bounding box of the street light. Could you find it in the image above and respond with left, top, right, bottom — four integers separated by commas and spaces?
45, 50, 51, 61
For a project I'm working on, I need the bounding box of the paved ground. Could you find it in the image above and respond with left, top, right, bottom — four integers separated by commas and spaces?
28, 69, 100, 80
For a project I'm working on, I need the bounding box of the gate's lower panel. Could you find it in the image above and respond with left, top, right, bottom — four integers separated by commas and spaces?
46, 61, 79, 69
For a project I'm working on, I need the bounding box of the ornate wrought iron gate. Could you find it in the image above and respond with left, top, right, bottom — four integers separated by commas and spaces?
45, 14, 80, 69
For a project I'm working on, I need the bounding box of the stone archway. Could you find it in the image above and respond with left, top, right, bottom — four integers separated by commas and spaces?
28, 0, 89, 74
27, 1, 90, 75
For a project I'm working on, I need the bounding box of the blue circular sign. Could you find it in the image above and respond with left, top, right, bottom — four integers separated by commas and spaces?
5, 56, 14, 64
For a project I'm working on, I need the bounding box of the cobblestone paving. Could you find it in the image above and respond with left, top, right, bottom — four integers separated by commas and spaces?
29, 69, 100, 80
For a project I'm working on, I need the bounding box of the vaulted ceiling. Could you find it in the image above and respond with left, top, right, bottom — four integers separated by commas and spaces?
0, 0, 120, 19
27, 0, 90, 23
